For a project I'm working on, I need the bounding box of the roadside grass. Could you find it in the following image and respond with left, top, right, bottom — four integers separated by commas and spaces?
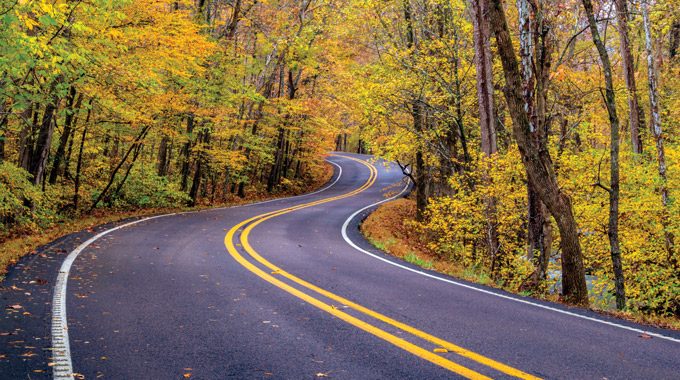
0, 162, 334, 281
361, 198, 680, 331
360, 198, 467, 277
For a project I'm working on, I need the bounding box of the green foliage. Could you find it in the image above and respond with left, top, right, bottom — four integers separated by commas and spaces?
404, 252, 433, 269
417, 150, 529, 288
110, 167, 190, 209
0, 162, 39, 225
370, 238, 387, 252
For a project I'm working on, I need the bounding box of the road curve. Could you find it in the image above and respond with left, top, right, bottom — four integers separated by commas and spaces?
2, 153, 680, 379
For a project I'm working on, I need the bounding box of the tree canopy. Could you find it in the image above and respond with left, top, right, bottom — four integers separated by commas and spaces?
1, 0, 679, 317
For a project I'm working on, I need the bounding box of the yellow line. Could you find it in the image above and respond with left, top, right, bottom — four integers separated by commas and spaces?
227, 227, 490, 379
225, 154, 541, 380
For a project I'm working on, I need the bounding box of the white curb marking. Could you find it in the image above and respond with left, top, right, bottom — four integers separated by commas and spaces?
341, 176, 680, 344
51, 214, 172, 380
50, 158, 345, 379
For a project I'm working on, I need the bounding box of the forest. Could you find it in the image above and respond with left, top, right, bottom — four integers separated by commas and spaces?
1, 0, 678, 319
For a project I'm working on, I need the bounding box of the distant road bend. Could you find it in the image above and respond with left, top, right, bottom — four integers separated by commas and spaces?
7, 152, 679, 379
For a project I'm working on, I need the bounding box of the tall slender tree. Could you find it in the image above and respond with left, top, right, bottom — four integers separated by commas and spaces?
615, 0, 645, 155
642, 0, 675, 267
582, 0, 625, 310
471, 0, 500, 266
485, 0, 589, 305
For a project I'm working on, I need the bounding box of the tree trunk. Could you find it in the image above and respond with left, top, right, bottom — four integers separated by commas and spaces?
615, 0, 645, 155
267, 136, 285, 193
485, 0, 589, 306
670, 20, 680, 60
518, 0, 554, 287
222, 167, 230, 201
0, 99, 7, 162
189, 129, 210, 206
180, 115, 195, 192
112, 143, 144, 199
88, 126, 150, 213
49, 88, 82, 184
643, 0, 675, 267
267, 69, 297, 193
472, 0, 497, 156
28, 98, 58, 186
157, 135, 170, 177
73, 104, 93, 212
335, 134, 343, 152
582, 0, 625, 310
472, 0, 499, 264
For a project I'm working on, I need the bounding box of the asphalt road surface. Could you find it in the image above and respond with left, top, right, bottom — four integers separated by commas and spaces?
2, 153, 680, 379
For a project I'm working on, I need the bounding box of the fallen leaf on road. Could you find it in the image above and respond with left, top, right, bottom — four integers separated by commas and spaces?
19, 351, 37, 357
6, 304, 22, 310
638, 334, 652, 339
183, 374, 191, 378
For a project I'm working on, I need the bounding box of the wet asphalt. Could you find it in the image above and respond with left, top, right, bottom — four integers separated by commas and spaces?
2, 153, 680, 379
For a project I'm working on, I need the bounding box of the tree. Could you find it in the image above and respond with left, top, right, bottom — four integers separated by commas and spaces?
615, 0, 645, 155
517, 0, 555, 288
581, 0, 625, 310
642, 0, 675, 267
485, 0, 589, 306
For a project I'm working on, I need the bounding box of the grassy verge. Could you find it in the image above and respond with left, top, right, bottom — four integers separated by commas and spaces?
0, 162, 333, 280
361, 198, 680, 331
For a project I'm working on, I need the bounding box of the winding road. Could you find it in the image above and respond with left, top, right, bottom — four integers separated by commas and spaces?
2, 153, 680, 379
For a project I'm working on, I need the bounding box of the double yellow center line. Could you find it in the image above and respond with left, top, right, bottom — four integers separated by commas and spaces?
224, 155, 540, 380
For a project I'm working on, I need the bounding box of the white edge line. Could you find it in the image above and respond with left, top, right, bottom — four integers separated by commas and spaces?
341, 182, 680, 344
51, 214, 173, 380
51, 158, 345, 379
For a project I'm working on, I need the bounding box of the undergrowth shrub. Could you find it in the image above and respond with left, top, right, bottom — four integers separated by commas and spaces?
0, 161, 44, 233
112, 167, 190, 209
418, 149, 531, 290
